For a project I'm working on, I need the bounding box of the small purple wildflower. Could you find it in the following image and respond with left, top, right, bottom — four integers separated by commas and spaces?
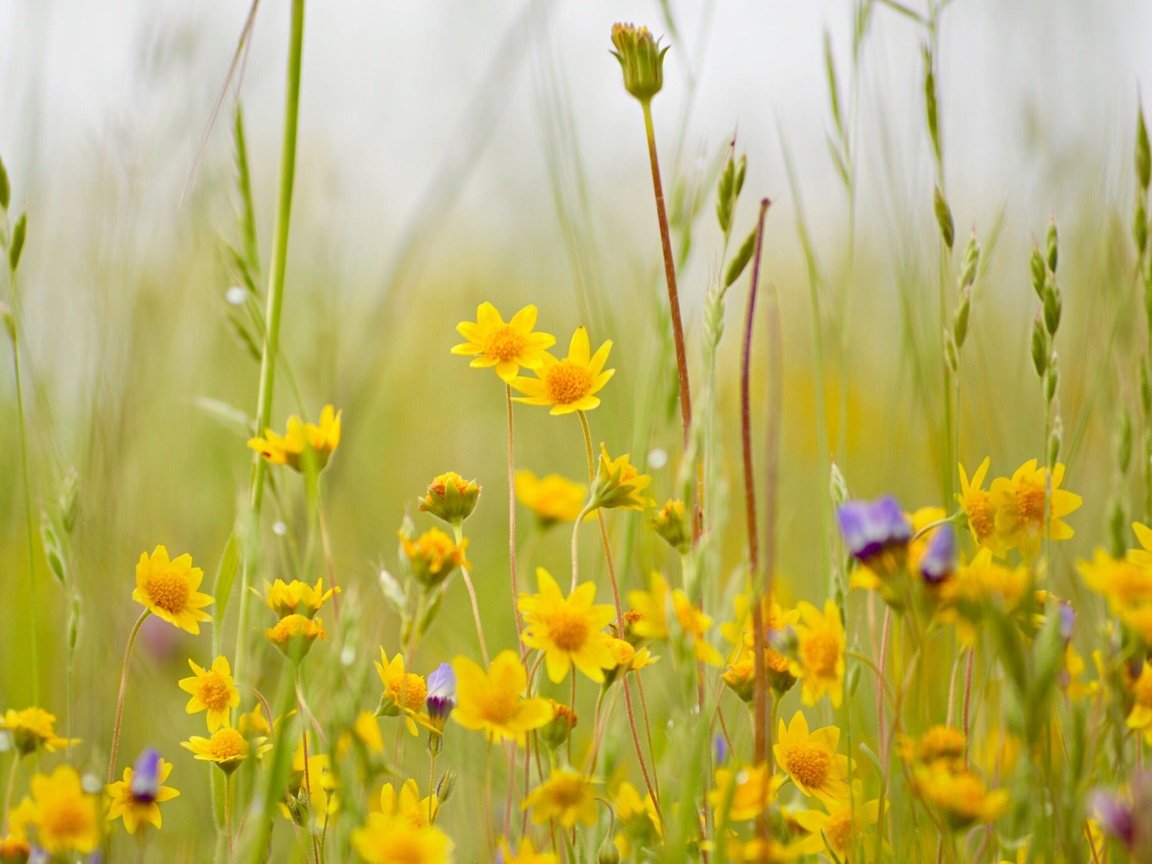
426, 663, 456, 720
129, 748, 162, 804
919, 524, 955, 584
837, 496, 912, 562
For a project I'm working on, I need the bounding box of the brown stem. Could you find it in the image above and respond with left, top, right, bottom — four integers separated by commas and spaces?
108, 610, 150, 782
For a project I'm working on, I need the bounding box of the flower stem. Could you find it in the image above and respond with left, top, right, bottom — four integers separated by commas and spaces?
235, 0, 307, 692
453, 523, 490, 666
505, 385, 524, 639
108, 610, 150, 783
3, 753, 20, 828
224, 772, 234, 856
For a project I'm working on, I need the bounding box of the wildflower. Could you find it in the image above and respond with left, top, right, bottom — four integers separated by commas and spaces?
419, 472, 481, 526
375, 650, 428, 735
498, 837, 558, 864
1127, 662, 1152, 743
958, 458, 1001, 554
1092, 773, 1152, 857
720, 595, 799, 698
671, 589, 722, 665
514, 471, 588, 526
265, 613, 326, 658
937, 549, 1031, 643
523, 769, 597, 828
1129, 521, 1152, 567
0, 707, 77, 755
539, 702, 578, 751
792, 796, 881, 860
351, 710, 384, 755
182, 726, 269, 774
264, 577, 339, 619
451, 650, 552, 745
22, 765, 101, 855
649, 499, 690, 552
105, 749, 180, 834
1079, 548, 1152, 612
248, 404, 341, 472
132, 545, 213, 634
451, 302, 556, 383
837, 496, 912, 564
610, 23, 668, 103
352, 813, 453, 864
788, 600, 846, 709
399, 527, 468, 589
911, 762, 1008, 829
425, 663, 456, 751
377, 779, 439, 828
510, 326, 615, 415
709, 763, 781, 822
626, 572, 670, 642
238, 704, 272, 738
178, 656, 240, 732
519, 568, 617, 683
590, 445, 654, 511
774, 712, 852, 803
989, 459, 1082, 559
919, 523, 956, 584
0, 798, 32, 862
281, 741, 338, 828
898, 725, 968, 769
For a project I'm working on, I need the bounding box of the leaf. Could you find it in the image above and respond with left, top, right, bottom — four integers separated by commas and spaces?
8, 212, 26, 271
724, 226, 756, 289
212, 532, 240, 624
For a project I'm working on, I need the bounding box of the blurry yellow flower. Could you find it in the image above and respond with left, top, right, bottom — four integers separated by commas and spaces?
248, 404, 341, 472
1079, 547, 1152, 612
613, 780, 661, 837
958, 458, 1001, 554
792, 796, 881, 859
649, 498, 690, 552
281, 740, 338, 828
774, 712, 851, 803
709, 763, 782, 822
523, 769, 597, 828
452, 650, 552, 745
912, 763, 1008, 829
451, 301, 556, 383
510, 326, 615, 415
352, 812, 453, 864
182, 727, 269, 774
627, 572, 670, 642
378, 779, 438, 829
105, 753, 180, 834
514, 470, 588, 526
419, 472, 481, 525
23, 765, 100, 855
1127, 662, 1152, 743
989, 459, 1081, 559
265, 577, 339, 619
353, 710, 384, 754
399, 527, 468, 589
375, 650, 428, 735
519, 568, 617, 683
590, 445, 654, 511
1129, 521, 1152, 566
265, 613, 326, 657
238, 704, 272, 738
0, 707, 77, 755
178, 656, 240, 732
672, 589, 722, 665
938, 549, 1031, 644
788, 600, 846, 709
498, 837, 557, 864
0, 797, 32, 861
132, 545, 213, 635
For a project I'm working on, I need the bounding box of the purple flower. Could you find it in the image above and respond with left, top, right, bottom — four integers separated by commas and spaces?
129, 748, 162, 804
1092, 790, 1135, 848
919, 524, 955, 584
426, 663, 456, 720
837, 496, 912, 562
1057, 602, 1076, 641
713, 733, 728, 765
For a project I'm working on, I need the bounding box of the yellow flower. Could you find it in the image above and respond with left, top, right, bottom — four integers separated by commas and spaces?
352, 812, 454, 864
0, 707, 77, 755
1129, 521, 1152, 566
514, 470, 588, 526
238, 704, 272, 738
774, 712, 852, 803
1080, 547, 1152, 612
375, 650, 428, 735
671, 589, 722, 665
265, 614, 327, 657
399, 527, 468, 589
498, 837, 558, 864
451, 302, 556, 382
911, 762, 1008, 829
958, 458, 1001, 554
627, 572, 670, 642
182, 726, 269, 774
522, 769, 597, 828
709, 763, 782, 822
105, 753, 180, 834
419, 472, 481, 525
23, 765, 100, 855
792, 796, 881, 859
988, 459, 1082, 559
720, 595, 798, 696
788, 600, 846, 709
377, 779, 438, 829
519, 568, 617, 683
451, 650, 552, 745
590, 445, 654, 511
0, 798, 33, 860
1127, 662, 1152, 743
898, 725, 967, 770
281, 740, 338, 828
248, 404, 341, 472
352, 710, 384, 754
510, 326, 615, 415
613, 780, 662, 837
132, 545, 213, 634
649, 499, 690, 552
265, 577, 339, 619
178, 656, 240, 732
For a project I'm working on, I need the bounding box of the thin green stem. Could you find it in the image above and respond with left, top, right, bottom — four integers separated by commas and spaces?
3, 753, 20, 828
505, 385, 524, 638
8, 316, 39, 706
108, 610, 151, 783
453, 523, 490, 666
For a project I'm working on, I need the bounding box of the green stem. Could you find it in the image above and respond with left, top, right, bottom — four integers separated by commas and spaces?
108, 610, 150, 783
234, 0, 307, 692
505, 385, 524, 639
3, 753, 20, 829
452, 522, 490, 666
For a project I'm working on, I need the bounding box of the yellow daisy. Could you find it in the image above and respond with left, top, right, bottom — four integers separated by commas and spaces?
514, 470, 588, 526
281, 740, 339, 828
498, 837, 558, 864
265, 577, 339, 618
181, 726, 269, 775
352, 811, 454, 864
591, 445, 655, 511
957, 458, 1001, 554
988, 459, 1082, 559
519, 568, 617, 683
248, 404, 342, 472
23, 765, 101, 855
132, 545, 213, 634
0, 707, 78, 755
522, 769, 598, 828
709, 763, 783, 822
1079, 547, 1152, 612
265, 613, 326, 657
510, 326, 615, 415
451, 301, 557, 382
375, 649, 428, 736
399, 527, 469, 589
792, 796, 881, 859
419, 472, 481, 525
1126, 661, 1152, 743
774, 711, 852, 803
377, 779, 439, 829
178, 656, 240, 732
627, 571, 671, 642
911, 762, 1008, 829
105, 751, 180, 834
451, 650, 552, 746
788, 600, 846, 709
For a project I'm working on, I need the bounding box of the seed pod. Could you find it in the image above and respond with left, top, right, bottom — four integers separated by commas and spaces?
1137, 105, 1151, 192
1043, 284, 1062, 336
1031, 316, 1048, 378
1046, 221, 1059, 273
953, 288, 971, 348
934, 185, 954, 249
1136, 197, 1149, 255
959, 235, 980, 289
1030, 248, 1046, 299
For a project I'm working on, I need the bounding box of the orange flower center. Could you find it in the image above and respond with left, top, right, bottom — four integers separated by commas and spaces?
765, 649, 791, 674
483, 325, 528, 362
381, 833, 427, 864
544, 361, 593, 405
1015, 481, 1046, 525
964, 491, 994, 540
478, 687, 520, 725
388, 673, 428, 712
144, 568, 191, 615
208, 728, 248, 762
920, 726, 966, 761
801, 631, 840, 677
548, 608, 590, 651
785, 744, 830, 789
40, 796, 91, 842
544, 777, 586, 809
197, 672, 233, 712
825, 812, 853, 853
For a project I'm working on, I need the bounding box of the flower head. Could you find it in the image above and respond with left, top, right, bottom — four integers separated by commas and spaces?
352, 812, 454, 864
649, 499, 690, 552
264, 577, 339, 619
519, 568, 617, 683
920, 523, 956, 584
958, 458, 1002, 554
788, 600, 846, 709
522, 769, 597, 828
105, 750, 180, 834
792, 795, 881, 860
375, 650, 428, 736
709, 763, 782, 822
377, 779, 439, 829
672, 589, 722, 665
419, 472, 481, 526
989, 459, 1082, 559
773, 712, 852, 803
451, 650, 553, 746
911, 762, 1008, 829
514, 471, 588, 527
22, 765, 101, 855
248, 404, 341, 472
590, 445, 654, 511
265, 614, 327, 658
837, 497, 912, 564
610, 23, 668, 103
510, 326, 614, 415
452, 302, 556, 383
182, 726, 269, 774
178, 656, 240, 731
0, 707, 77, 755
399, 527, 468, 589
426, 663, 457, 723
132, 545, 213, 634
498, 837, 558, 864
626, 572, 670, 642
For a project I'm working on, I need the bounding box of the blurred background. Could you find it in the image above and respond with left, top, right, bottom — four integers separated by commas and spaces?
2, 0, 1151, 856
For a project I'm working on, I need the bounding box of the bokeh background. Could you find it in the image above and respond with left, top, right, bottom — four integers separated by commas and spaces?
2, 0, 1152, 857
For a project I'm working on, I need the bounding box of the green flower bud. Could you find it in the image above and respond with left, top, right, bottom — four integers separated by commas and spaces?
418, 472, 481, 526
649, 499, 690, 553
610, 23, 668, 104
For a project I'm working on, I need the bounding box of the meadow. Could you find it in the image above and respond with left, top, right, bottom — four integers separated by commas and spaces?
2, 1, 1152, 861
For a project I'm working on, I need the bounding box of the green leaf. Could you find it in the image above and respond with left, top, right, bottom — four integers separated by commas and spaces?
8, 212, 26, 271
0, 153, 9, 210
212, 532, 240, 624
724, 226, 756, 289
1137, 103, 1150, 191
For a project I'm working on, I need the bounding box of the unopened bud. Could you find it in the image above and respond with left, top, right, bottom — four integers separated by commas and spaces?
610, 23, 668, 103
